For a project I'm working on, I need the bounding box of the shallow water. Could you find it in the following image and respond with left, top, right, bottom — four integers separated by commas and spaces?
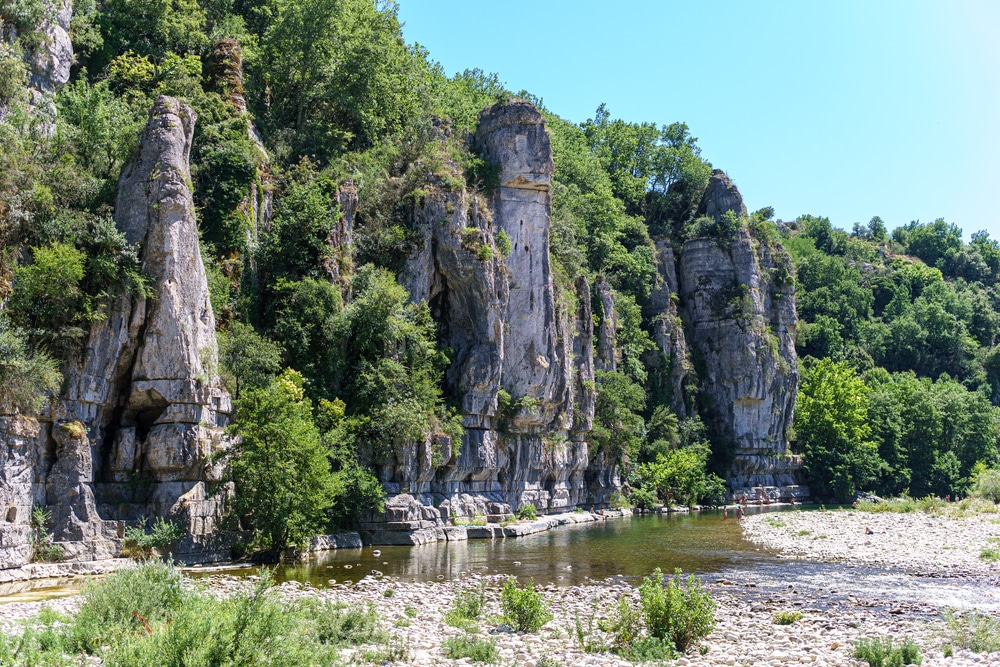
251, 509, 778, 588
5, 506, 999, 613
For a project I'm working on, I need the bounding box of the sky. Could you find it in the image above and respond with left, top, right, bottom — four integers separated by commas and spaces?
397, 0, 1000, 239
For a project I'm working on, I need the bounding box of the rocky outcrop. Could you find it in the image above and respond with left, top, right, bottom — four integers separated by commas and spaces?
697, 169, 747, 222
679, 173, 805, 501
0, 96, 232, 570
368, 102, 612, 542
0, 0, 73, 128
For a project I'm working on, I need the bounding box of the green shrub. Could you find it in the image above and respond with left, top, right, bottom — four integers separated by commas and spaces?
625, 636, 677, 662
969, 467, 1000, 502
604, 597, 643, 652
945, 611, 1000, 653
442, 634, 499, 663
499, 578, 552, 633
495, 230, 512, 258
291, 597, 387, 647
67, 560, 186, 652
516, 504, 538, 521
853, 636, 922, 667
638, 568, 716, 653
773, 611, 803, 625
123, 516, 184, 560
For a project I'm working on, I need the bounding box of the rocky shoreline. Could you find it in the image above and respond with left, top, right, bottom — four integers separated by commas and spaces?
1, 508, 998, 666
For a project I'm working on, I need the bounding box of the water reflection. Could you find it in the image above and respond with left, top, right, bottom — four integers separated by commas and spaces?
254, 510, 781, 588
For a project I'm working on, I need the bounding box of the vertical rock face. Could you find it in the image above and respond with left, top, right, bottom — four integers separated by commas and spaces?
679, 173, 805, 500
474, 102, 571, 431
645, 241, 692, 418
0, 96, 232, 570
370, 101, 611, 542
697, 169, 748, 222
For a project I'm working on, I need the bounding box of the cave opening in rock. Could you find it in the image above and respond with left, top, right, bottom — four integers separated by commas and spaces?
131, 395, 169, 442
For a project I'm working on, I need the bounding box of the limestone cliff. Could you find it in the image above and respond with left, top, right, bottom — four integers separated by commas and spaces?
0, 96, 231, 570
678, 171, 806, 500
367, 102, 611, 543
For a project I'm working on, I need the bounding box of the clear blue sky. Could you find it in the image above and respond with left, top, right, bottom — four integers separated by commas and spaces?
397, 1, 1000, 239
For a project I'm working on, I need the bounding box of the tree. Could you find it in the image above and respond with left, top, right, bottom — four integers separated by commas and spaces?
226, 369, 335, 552
0, 314, 61, 416
218, 322, 283, 399
796, 359, 880, 500
592, 370, 646, 466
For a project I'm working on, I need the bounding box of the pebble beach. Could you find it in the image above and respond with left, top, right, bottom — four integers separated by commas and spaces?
1, 507, 998, 666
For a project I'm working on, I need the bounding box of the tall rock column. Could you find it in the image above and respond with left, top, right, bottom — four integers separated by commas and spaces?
679, 170, 805, 501
55, 96, 231, 562
474, 101, 571, 431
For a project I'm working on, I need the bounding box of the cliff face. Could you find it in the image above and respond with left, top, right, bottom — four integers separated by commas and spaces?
0, 96, 231, 570
370, 102, 611, 543
678, 171, 806, 500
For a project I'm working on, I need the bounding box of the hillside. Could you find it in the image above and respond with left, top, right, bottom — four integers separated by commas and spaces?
0, 0, 997, 565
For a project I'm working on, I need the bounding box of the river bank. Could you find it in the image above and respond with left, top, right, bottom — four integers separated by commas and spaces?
1, 507, 997, 666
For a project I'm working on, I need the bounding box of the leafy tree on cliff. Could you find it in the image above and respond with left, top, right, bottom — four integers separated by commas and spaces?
796, 358, 880, 500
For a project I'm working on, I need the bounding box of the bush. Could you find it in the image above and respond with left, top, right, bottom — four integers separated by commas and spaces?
516, 504, 538, 521
123, 516, 184, 560
853, 636, 922, 667
604, 597, 643, 652
499, 578, 552, 633
945, 611, 1000, 653
638, 568, 715, 653
67, 560, 186, 652
969, 467, 1000, 502
442, 634, 500, 663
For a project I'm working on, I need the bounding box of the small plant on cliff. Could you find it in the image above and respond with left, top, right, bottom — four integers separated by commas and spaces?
500, 578, 552, 633
516, 504, 538, 521
29, 505, 64, 563
123, 516, 184, 560
638, 568, 716, 654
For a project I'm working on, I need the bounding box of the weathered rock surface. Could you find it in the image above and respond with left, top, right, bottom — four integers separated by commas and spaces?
370, 102, 613, 541
680, 172, 805, 500
645, 241, 693, 418
0, 96, 232, 571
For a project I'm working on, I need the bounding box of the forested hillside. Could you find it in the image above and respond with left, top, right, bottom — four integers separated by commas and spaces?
1, 0, 997, 559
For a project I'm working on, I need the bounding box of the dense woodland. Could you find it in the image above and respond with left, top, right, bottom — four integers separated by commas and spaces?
1, 0, 998, 552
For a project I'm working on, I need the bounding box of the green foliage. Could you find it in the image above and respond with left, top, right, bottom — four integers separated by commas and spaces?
66, 560, 186, 653
499, 578, 552, 633
604, 597, 643, 653
123, 517, 184, 560
969, 465, 1000, 501
632, 443, 725, 507
442, 634, 499, 663
853, 636, 922, 667
591, 370, 646, 466
29, 505, 65, 563
0, 314, 61, 415
444, 583, 487, 629
944, 611, 1000, 653
773, 611, 803, 625
226, 369, 335, 552
516, 504, 538, 521
218, 322, 284, 399
796, 359, 879, 500
638, 568, 715, 654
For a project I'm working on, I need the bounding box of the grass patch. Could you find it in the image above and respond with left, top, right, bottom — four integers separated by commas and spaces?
796, 529, 811, 536
853, 636, 922, 667
763, 517, 786, 527
442, 634, 499, 663
444, 582, 487, 629
773, 611, 803, 625
944, 610, 1000, 653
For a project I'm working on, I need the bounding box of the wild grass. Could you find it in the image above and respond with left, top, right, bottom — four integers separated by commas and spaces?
855, 495, 998, 517
944, 610, 1000, 653
0, 561, 399, 667
773, 611, 803, 625
442, 634, 499, 663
